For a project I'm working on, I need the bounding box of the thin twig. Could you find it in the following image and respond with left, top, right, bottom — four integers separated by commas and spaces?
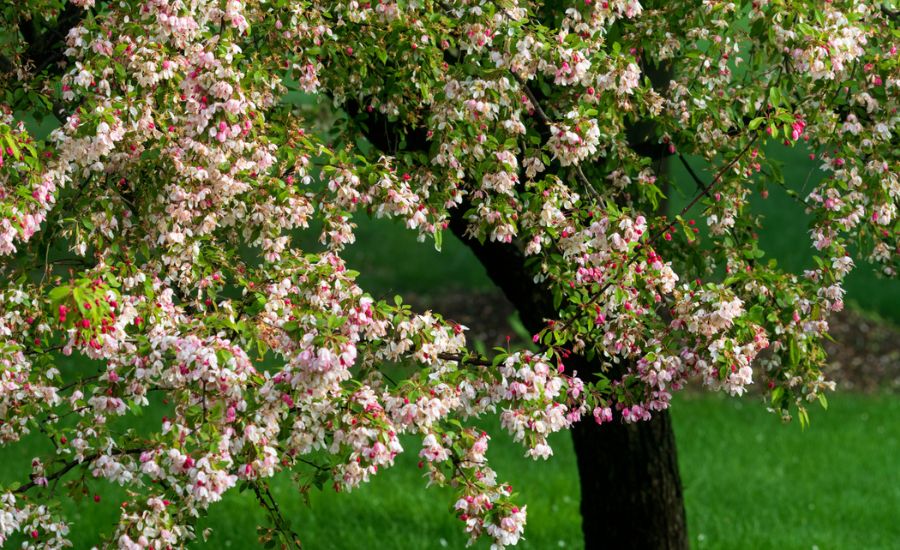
677, 154, 713, 200
14, 447, 147, 494
252, 481, 303, 549
437, 352, 493, 366
55, 374, 100, 394
513, 74, 602, 200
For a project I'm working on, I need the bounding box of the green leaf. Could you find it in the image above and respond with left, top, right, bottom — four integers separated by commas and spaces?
47, 286, 72, 306
788, 337, 800, 366
798, 406, 809, 430
747, 304, 765, 324
433, 229, 442, 252
768, 86, 782, 107
771, 386, 784, 406
72, 287, 88, 315
128, 401, 144, 416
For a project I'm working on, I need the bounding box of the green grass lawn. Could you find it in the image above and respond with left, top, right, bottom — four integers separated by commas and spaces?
678, 393, 900, 550
2, 393, 897, 549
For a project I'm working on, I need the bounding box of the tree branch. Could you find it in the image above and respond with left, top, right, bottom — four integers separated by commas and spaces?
513, 75, 601, 200
252, 481, 303, 549
556, 133, 760, 333
14, 447, 147, 494
677, 154, 714, 200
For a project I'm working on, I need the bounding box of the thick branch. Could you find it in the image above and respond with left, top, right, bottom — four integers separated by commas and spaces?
446, 205, 553, 336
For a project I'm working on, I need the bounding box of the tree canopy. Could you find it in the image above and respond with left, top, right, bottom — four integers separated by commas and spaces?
0, 0, 896, 547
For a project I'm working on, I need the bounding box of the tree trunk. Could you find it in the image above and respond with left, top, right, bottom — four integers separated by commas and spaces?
564, 55, 687, 547
570, 409, 686, 550
348, 62, 687, 548
447, 212, 687, 550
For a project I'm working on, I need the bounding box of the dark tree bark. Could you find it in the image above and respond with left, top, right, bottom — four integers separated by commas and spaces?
446, 208, 687, 550
570, 408, 686, 549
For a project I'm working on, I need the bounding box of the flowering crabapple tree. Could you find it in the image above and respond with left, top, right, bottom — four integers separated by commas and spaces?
0, 0, 898, 548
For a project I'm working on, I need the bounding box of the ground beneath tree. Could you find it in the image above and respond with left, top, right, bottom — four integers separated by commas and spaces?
406, 290, 900, 393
